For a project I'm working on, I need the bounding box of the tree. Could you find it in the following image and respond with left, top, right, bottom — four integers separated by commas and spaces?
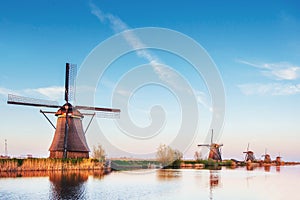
194, 151, 202, 161
92, 144, 106, 162
172, 149, 183, 168
156, 144, 183, 168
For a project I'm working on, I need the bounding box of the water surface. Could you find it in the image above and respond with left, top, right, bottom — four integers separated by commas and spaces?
0, 166, 299, 199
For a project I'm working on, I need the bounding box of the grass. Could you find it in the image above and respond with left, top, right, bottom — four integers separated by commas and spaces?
183, 159, 233, 168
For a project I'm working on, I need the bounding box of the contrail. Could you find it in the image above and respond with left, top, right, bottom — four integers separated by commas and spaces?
89, 2, 210, 108
89, 3, 186, 90
90, 2, 159, 64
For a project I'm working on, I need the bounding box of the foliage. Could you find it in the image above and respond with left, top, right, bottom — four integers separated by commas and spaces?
156, 144, 183, 168
194, 151, 202, 161
16, 158, 24, 167
92, 144, 106, 162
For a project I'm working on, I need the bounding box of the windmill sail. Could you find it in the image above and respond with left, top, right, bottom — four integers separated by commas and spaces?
65, 63, 77, 103
7, 94, 60, 108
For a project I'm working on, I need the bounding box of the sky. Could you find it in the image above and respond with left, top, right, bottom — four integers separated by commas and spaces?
0, 0, 299, 161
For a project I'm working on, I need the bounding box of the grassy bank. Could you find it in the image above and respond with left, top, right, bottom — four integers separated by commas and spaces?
0, 158, 104, 172
110, 159, 234, 170
183, 159, 233, 167
111, 159, 159, 170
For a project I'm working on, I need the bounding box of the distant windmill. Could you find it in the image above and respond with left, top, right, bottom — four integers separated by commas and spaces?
243, 143, 255, 162
275, 152, 282, 166
261, 148, 271, 163
198, 129, 223, 161
7, 63, 120, 159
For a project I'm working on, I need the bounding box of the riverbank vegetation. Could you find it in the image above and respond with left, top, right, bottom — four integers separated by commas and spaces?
156, 144, 183, 169
0, 158, 104, 172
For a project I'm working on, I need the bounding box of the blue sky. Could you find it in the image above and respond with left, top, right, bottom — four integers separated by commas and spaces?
0, 0, 300, 161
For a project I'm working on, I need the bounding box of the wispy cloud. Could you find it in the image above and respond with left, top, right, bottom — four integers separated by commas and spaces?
237, 59, 300, 80
25, 86, 64, 101
236, 59, 300, 96
90, 2, 207, 106
0, 87, 19, 96
116, 89, 131, 97
238, 83, 300, 96
0, 86, 64, 101
194, 90, 212, 111
90, 2, 159, 64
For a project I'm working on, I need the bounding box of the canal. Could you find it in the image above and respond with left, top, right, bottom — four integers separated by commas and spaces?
0, 165, 299, 199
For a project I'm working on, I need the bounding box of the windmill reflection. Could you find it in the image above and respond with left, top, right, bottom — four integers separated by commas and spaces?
49, 171, 91, 199
209, 170, 220, 200
264, 165, 271, 172
276, 166, 281, 172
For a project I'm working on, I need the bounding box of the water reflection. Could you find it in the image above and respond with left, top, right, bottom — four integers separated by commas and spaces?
49, 171, 89, 199
264, 164, 271, 172
0, 171, 51, 178
156, 169, 182, 181
209, 170, 220, 187
209, 170, 220, 200
276, 166, 281, 172
1, 166, 298, 200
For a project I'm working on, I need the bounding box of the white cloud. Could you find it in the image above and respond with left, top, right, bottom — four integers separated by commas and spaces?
90, 2, 128, 32
237, 59, 300, 80
238, 83, 300, 96
194, 90, 212, 111
116, 89, 131, 97
0, 87, 19, 96
0, 86, 64, 101
25, 86, 64, 101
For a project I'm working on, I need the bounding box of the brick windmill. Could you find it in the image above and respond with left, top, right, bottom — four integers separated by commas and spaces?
261, 148, 271, 163
243, 143, 255, 162
198, 129, 223, 161
7, 63, 120, 159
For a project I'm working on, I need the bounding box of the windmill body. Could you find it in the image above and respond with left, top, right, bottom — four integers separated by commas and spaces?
263, 154, 271, 163
275, 154, 283, 166
208, 144, 222, 161
243, 143, 256, 162
262, 149, 271, 163
7, 63, 120, 159
49, 103, 89, 158
243, 151, 255, 162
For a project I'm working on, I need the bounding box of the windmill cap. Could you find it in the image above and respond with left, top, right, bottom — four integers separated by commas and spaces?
55, 103, 83, 117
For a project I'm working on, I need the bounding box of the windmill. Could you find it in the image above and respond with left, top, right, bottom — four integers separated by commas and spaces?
261, 148, 271, 163
198, 129, 223, 161
275, 152, 282, 166
243, 143, 255, 162
7, 63, 120, 159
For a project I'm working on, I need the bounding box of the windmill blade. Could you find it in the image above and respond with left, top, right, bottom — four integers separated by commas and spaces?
64, 63, 77, 103
76, 105, 120, 112
65, 63, 69, 102
210, 129, 214, 144
7, 94, 60, 108
198, 144, 210, 147
95, 111, 120, 119
76, 105, 120, 119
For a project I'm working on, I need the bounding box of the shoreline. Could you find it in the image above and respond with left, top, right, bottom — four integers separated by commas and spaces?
1, 158, 299, 174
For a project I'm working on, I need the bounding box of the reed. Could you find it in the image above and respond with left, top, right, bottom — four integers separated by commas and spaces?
0, 158, 104, 172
